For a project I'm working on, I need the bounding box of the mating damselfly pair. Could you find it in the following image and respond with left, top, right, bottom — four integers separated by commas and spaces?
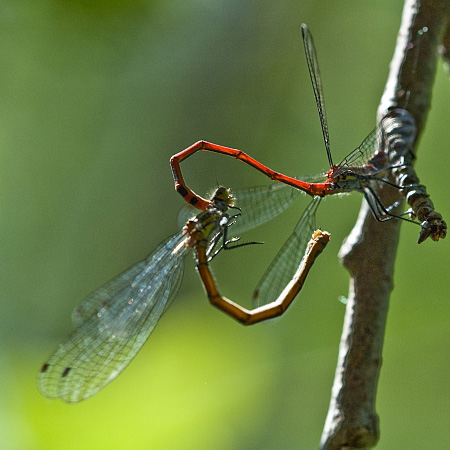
38, 24, 445, 403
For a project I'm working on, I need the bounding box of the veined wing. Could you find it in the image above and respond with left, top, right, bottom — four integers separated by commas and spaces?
334, 127, 386, 176
38, 233, 189, 403
252, 197, 322, 308
177, 183, 302, 237
229, 183, 302, 235
177, 204, 201, 229
301, 24, 333, 168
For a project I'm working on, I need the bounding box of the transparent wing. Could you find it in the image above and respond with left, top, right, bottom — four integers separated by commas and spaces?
177, 184, 304, 265
252, 197, 322, 307
301, 24, 332, 168
230, 183, 302, 235
38, 233, 189, 403
177, 204, 201, 229
334, 127, 386, 176
177, 183, 302, 236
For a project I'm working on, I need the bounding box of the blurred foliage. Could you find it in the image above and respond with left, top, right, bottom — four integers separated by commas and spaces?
0, 0, 449, 449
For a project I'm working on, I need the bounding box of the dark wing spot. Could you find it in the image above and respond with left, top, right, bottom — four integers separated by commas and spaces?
40, 363, 50, 373
61, 367, 71, 378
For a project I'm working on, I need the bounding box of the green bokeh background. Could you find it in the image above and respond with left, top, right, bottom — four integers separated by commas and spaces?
1, 1, 449, 449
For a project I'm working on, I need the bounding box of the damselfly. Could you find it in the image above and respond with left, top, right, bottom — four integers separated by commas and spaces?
171, 24, 441, 240
38, 186, 328, 402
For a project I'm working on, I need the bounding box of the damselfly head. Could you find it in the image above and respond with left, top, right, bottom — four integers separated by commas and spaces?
210, 186, 234, 209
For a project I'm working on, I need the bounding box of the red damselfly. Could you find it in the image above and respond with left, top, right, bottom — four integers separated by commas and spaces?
171, 24, 440, 240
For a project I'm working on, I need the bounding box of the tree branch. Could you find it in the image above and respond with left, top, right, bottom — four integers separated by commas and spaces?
320, 1, 450, 448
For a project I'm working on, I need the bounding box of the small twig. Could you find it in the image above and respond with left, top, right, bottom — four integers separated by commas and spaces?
320, 1, 450, 448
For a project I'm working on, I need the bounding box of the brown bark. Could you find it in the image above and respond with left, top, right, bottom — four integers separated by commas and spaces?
320, 1, 450, 448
